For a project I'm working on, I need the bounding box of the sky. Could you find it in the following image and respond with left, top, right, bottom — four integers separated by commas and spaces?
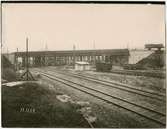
1, 3, 165, 53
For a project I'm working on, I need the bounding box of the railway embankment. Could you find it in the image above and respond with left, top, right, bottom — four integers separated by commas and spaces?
76, 70, 165, 93
2, 55, 19, 82
110, 69, 165, 79
2, 81, 91, 127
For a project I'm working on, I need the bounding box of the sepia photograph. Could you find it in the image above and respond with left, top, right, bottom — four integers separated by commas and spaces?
1, 1, 166, 128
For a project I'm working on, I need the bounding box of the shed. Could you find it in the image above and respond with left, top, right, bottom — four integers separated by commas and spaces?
75, 61, 91, 71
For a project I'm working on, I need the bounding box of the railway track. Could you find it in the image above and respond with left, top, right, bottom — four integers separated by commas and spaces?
34, 69, 166, 126
44, 68, 165, 101
39, 69, 165, 115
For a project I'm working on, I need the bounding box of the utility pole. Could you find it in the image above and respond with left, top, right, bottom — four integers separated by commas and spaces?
7, 47, 9, 59
26, 37, 29, 81
73, 44, 76, 68
93, 41, 96, 65
16, 48, 18, 71
21, 37, 34, 81
1, 4, 2, 48
45, 43, 48, 66
44, 43, 47, 66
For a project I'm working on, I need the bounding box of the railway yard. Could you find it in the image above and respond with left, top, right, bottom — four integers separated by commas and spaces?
28, 66, 165, 128
2, 47, 166, 128
2, 2, 166, 128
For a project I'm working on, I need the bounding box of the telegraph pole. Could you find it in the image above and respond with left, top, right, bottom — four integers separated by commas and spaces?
44, 43, 48, 66
73, 44, 76, 68
44, 43, 47, 66
26, 37, 29, 81
93, 41, 96, 65
16, 48, 18, 71
21, 37, 34, 81
1, 3, 2, 48
7, 47, 9, 59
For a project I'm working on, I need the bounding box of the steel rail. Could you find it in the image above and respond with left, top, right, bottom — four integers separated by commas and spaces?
41, 69, 165, 116
48, 68, 165, 101
34, 70, 166, 126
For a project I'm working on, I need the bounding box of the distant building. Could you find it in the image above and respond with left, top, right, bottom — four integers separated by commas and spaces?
75, 61, 91, 71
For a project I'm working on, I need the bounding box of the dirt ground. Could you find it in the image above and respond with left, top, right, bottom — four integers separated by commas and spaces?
35, 72, 164, 128
74, 70, 166, 93
47, 66, 165, 93
4, 66, 164, 128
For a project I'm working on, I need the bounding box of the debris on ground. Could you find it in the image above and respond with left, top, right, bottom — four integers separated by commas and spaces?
76, 101, 90, 107
85, 115, 97, 123
2, 81, 31, 87
56, 94, 72, 103
76, 101, 97, 124
56, 94, 97, 125
48, 84, 55, 90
